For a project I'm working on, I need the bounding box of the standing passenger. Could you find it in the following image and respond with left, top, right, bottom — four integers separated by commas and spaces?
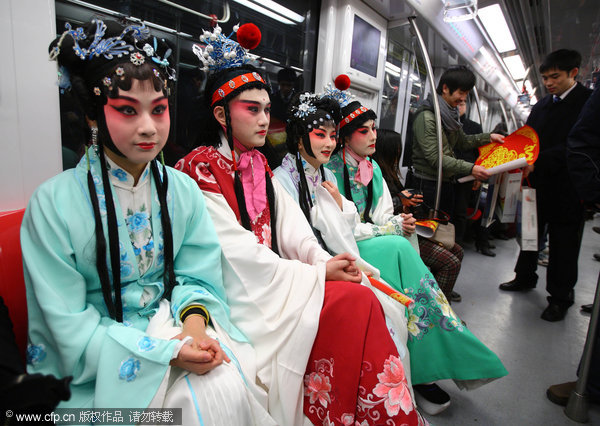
23, 20, 275, 425
406, 66, 505, 216
546, 85, 600, 405
176, 24, 425, 425
499, 49, 593, 322
452, 99, 496, 257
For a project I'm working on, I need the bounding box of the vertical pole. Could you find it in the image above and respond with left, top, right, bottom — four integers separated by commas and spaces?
498, 100, 510, 133
471, 86, 485, 131
564, 270, 600, 422
408, 16, 443, 213
509, 109, 519, 132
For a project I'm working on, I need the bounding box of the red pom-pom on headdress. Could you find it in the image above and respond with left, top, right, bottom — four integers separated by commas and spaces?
237, 23, 261, 50
334, 74, 351, 91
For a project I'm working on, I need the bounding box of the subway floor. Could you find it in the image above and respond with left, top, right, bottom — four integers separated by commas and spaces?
421, 218, 600, 426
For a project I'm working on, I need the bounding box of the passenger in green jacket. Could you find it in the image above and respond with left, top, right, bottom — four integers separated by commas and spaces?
407, 66, 504, 215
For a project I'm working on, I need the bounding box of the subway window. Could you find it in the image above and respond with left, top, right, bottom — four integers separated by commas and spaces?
54, 0, 319, 168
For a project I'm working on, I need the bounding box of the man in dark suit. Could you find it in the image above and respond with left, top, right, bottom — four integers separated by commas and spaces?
499, 49, 593, 322
547, 85, 600, 406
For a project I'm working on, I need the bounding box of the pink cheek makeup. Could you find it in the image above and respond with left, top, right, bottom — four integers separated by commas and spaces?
229, 101, 253, 120
104, 105, 133, 145
155, 103, 170, 118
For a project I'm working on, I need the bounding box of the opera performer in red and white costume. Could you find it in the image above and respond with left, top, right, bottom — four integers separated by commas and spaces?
176, 23, 427, 426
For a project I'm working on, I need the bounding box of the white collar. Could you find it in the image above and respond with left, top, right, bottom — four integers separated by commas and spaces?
344, 147, 360, 167
105, 154, 151, 190
300, 154, 321, 178
557, 81, 577, 100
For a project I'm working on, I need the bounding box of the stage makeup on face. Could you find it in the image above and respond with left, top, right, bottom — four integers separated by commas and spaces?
347, 119, 377, 158
104, 79, 170, 179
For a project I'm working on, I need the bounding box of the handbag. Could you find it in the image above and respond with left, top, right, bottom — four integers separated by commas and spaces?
429, 222, 456, 250
413, 205, 455, 250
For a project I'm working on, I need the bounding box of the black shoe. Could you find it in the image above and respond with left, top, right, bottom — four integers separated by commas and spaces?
541, 302, 569, 322
594, 253, 600, 262
581, 304, 593, 313
413, 383, 451, 415
593, 226, 600, 235
449, 291, 462, 302
499, 278, 535, 291
476, 243, 496, 257
547, 381, 576, 406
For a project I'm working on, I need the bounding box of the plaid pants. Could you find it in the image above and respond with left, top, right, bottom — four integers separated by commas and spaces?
418, 237, 463, 297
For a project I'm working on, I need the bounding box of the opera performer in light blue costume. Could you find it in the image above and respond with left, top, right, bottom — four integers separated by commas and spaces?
22, 19, 274, 425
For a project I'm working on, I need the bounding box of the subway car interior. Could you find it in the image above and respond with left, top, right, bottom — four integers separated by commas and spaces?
1, 0, 600, 424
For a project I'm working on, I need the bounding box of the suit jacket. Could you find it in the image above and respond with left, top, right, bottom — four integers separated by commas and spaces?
567, 86, 600, 204
526, 82, 592, 219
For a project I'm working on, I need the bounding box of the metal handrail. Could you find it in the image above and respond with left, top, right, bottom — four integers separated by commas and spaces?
155, 0, 230, 23
409, 16, 443, 213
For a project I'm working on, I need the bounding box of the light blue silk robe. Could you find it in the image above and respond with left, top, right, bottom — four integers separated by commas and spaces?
21, 148, 246, 409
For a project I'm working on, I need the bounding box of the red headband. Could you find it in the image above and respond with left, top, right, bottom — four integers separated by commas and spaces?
339, 106, 369, 129
211, 72, 266, 105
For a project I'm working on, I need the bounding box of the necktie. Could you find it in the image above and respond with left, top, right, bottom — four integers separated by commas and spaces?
553, 95, 561, 103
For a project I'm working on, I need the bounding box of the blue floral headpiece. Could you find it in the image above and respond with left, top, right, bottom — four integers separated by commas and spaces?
321, 82, 354, 108
289, 92, 337, 131
50, 19, 177, 83
193, 24, 252, 73
291, 93, 318, 119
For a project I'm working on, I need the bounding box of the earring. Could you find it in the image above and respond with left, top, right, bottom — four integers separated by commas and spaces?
91, 126, 98, 145
91, 126, 99, 155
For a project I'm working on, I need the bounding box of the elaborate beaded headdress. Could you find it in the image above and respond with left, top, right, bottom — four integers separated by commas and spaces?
192, 23, 266, 105
321, 75, 370, 129
50, 19, 177, 97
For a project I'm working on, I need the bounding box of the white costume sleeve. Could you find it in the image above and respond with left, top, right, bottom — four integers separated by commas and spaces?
272, 179, 332, 265
322, 168, 358, 232
351, 180, 405, 241
201, 182, 328, 426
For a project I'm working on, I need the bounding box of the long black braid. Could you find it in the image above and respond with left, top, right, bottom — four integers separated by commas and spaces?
223, 102, 252, 230
264, 167, 279, 255
293, 145, 329, 251
87, 153, 176, 321
86, 159, 115, 319
223, 102, 280, 255
150, 159, 176, 300
97, 148, 123, 321
295, 148, 313, 223
342, 147, 375, 224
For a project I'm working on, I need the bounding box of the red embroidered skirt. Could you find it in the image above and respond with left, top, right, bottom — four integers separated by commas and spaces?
303, 281, 426, 425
